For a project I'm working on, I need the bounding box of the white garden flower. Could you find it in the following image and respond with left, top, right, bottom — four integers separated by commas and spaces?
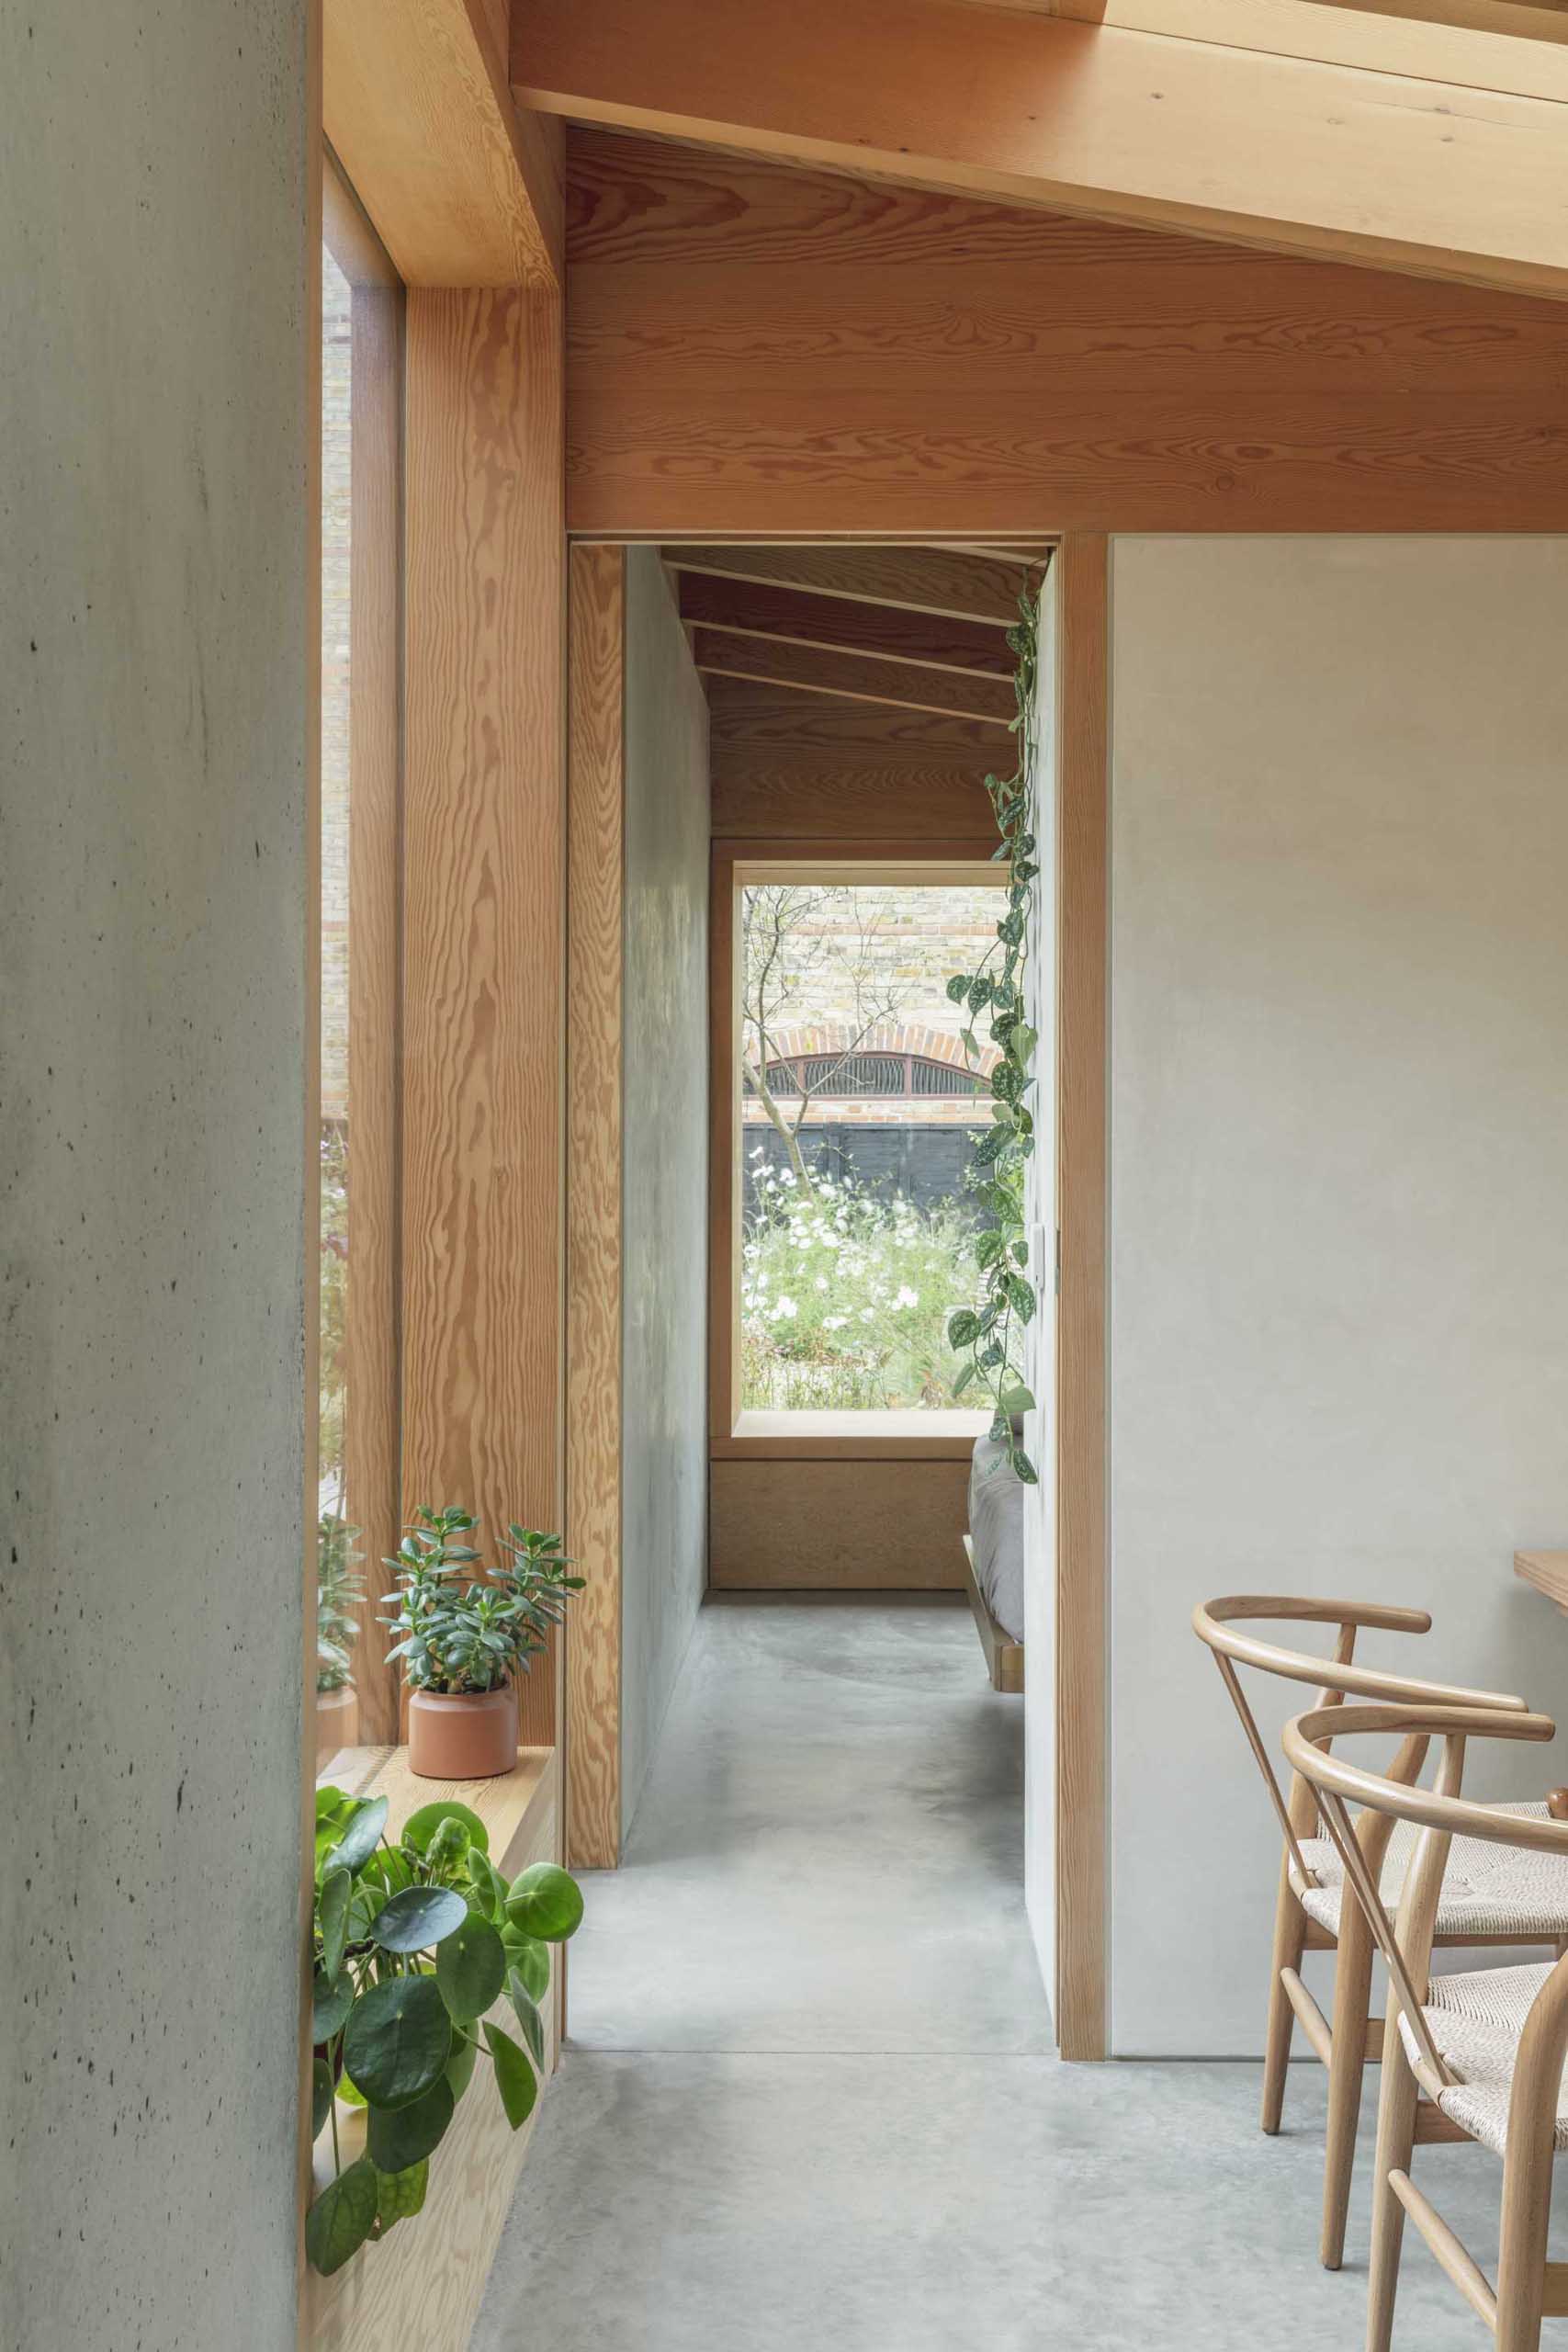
814, 1275, 829, 1292
894, 1285, 919, 1310
770, 1295, 798, 1320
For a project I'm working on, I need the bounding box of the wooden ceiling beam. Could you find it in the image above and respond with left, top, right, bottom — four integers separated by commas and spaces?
676, 574, 1016, 677
690, 628, 1017, 725
665, 543, 1038, 627
514, 0, 1568, 299
980, 0, 1568, 84
326, 0, 563, 287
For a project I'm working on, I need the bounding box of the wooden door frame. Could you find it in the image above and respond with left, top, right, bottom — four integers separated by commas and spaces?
561, 530, 1111, 2054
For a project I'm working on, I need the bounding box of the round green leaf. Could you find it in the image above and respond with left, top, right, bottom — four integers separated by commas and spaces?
335, 2067, 368, 2109
502, 1928, 550, 2005
445, 2032, 478, 2102
370, 1884, 468, 1955
343, 1975, 452, 2109
311, 1966, 354, 2047
506, 1973, 545, 2070
482, 2019, 538, 2131
376, 2158, 429, 2233
504, 1863, 584, 1943
310, 2056, 334, 2140
319, 1865, 352, 1984
402, 1799, 490, 1859
435, 1912, 506, 2023
366, 2074, 455, 2174
324, 1794, 389, 1877
306, 2156, 378, 2277
316, 1784, 355, 1825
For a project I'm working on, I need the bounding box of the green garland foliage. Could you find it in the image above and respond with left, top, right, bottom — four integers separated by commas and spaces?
944, 590, 1041, 1484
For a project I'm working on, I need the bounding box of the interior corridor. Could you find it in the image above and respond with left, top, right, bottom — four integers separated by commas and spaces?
471, 1598, 1517, 2351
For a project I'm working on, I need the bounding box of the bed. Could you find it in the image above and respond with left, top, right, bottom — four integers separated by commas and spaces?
963, 1434, 1025, 1693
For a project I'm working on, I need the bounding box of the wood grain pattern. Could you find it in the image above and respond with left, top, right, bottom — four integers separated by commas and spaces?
344, 280, 404, 1746
518, 0, 1568, 296
692, 628, 1015, 726
563, 130, 1568, 537
667, 542, 1040, 625
710, 1459, 969, 1588
565, 545, 626, 1869
1515, 1549, 1568, 1612
677, 573, 1015, 677
401, 286, 565, 1749
707, 682, 999, 839
305, 1747, 559, 2352
323, 0, 563, 287
1054, 534, 1109, 2063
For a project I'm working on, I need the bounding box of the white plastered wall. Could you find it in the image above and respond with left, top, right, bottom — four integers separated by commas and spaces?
1107, 536, 1568, 2055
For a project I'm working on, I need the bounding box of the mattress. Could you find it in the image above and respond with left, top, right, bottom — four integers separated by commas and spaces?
967, 1435, 1025, 1644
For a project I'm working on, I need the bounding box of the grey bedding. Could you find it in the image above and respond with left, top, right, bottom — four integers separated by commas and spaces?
967, 1435, 1025, 1644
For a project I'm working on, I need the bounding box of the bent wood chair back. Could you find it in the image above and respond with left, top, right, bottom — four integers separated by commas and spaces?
1193, 1595, 1528, 1904
1192, 1595, 1530, 2270
1284, 1702, 1568, 2352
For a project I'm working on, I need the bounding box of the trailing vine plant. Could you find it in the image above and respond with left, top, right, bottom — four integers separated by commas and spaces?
945, 588, 1042, 1483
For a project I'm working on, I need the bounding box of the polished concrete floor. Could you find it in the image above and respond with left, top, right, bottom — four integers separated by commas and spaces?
473, 1596, 1539, 2351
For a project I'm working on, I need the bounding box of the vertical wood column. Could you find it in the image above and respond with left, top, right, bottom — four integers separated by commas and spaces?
401, 284, 566, 1748
565, 544, 626, 1867
1055, 532, 1109, 2061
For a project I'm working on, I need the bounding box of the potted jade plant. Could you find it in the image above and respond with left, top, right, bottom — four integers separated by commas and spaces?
316, 1512, 366, 1758
308, 1783, 585, 2275
380, 1507, 584, 1780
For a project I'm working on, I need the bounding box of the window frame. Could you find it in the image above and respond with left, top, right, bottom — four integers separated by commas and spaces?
710, 843, 1009, 1463
315, 152, 406, 1762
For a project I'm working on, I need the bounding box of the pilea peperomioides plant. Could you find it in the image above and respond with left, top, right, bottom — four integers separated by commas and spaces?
945, 587, 1043, 1484
307, 1785, 584, 2276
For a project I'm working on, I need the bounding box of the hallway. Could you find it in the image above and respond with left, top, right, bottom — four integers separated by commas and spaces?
472, 1599, 1520, 2350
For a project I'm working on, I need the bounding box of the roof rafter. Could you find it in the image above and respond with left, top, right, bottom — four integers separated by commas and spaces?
513, 0, 1568, 298
667, 543, 1040, 628
690, 628, 1017, 726
676, 574, 1017, 678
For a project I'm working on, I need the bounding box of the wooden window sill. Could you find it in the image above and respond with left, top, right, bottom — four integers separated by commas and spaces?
712, 1408, 988, 1461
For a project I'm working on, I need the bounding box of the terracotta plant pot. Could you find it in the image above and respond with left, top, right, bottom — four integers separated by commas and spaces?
314, 1682, 356, 1763
408, 1684, 519, 1781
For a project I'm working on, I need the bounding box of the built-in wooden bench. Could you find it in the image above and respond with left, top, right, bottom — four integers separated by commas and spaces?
307, 1745, 560, 2352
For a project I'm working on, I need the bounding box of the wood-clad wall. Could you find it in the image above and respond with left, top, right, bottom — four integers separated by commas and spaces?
564, 130, 1568, 539
709, 681, 997, 840
402, 286, 566, 1747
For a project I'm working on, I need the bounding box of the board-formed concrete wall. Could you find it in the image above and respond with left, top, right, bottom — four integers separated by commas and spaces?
0, 5, 310, 2342
1106, 536, 1568, 2054
620, 549, 710, 1841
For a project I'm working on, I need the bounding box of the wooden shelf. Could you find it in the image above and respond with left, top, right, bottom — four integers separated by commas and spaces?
1515, 1551, 1568, 1615
318, 1741, 554, 1861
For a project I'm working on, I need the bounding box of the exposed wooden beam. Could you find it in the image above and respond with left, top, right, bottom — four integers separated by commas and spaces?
691, 627, 1017, 725
988, 0, 1568, 85
326, 0, 563, 287
666, 542, 1037, 627
677, 574, 1015, 678
516, 0, 1568, 299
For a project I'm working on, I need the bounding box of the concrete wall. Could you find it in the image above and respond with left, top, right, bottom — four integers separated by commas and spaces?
1107, 537, 1568, 2055
0, 6, 310, 2343
620, 550, 709, 1841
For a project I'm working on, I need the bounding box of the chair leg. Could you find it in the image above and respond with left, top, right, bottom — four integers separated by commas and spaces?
1366, 2029, 1419, 2352
1495, 2135, 1554, 2352
1262, 1856, 1307, 2135
1322, 1896, 1374, 2270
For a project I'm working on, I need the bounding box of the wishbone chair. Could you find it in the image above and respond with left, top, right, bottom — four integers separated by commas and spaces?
1285, 1702, 1568, 2352
1193, 1597, 1565, 2271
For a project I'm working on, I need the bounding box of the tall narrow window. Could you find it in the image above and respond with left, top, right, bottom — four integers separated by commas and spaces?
316, 161, 403, 1763
731, 869, 1010, 1422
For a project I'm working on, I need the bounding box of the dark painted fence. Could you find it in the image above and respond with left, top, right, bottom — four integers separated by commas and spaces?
741, 1123, 987, 1223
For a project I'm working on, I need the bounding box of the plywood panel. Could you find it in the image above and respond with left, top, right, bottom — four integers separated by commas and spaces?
565, 545, 625, 1868
401, 286, 565, 1748
710, 1458, 969, 1588
1054, 536, 1109, 2062
708, 681, 999, 839
564, 130, 1568, 537
306, 1752, 559, 2352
